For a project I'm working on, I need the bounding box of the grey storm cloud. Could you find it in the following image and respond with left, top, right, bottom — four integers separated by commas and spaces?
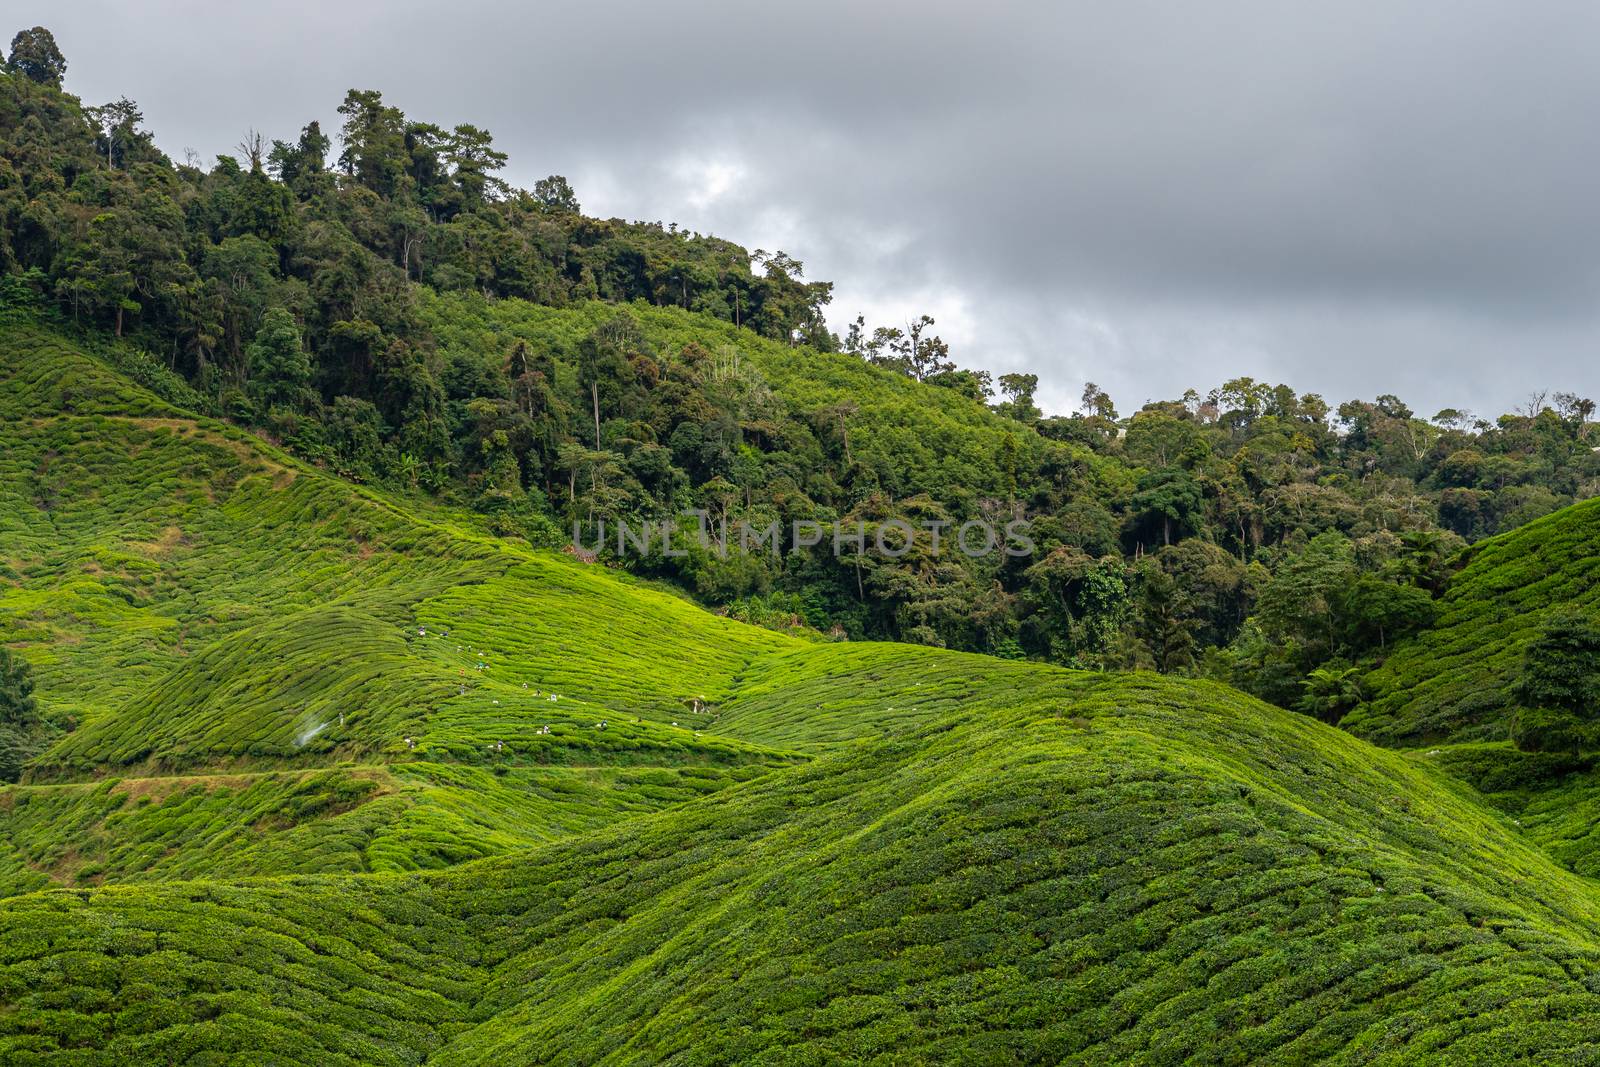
15, 0, 1600, 418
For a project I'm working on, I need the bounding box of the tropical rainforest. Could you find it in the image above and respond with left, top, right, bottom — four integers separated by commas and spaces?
5, 24, 1600, 1064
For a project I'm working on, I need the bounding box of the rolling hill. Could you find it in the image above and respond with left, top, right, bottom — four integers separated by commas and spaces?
0, 325, 799, 889
1339, 491, 1600, 897
1345, 496, 1600, 747
7, 328, 1600, 1063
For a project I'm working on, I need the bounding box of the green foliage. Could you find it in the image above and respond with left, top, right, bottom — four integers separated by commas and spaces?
1514, 608, 1600, 717
3, 45, 1596, 679
1507, 704, 1592, 755
0, 731, 26, 785
1127, 465, 1204, 549
246, 306, 313, 411
7, 320, 1600, 1062
0, 649, 39, 783
1339, 576, 1437, 652
1254, 532, 1356, 655
1350, 497, 1600, 745
1020, 547, 1129, 667
0, 269, 45, 322
0, 648, 34, 726
6, 27, 64, 86
1501, 609, 1600, 753
1215, 530, 1441, 713
1298, 664, 1365, 723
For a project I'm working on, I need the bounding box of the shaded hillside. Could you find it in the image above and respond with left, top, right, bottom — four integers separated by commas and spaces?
1345, 497, 1600, 746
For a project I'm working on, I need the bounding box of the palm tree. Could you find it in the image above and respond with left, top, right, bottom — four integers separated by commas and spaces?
396, 451, 420, 488
1298, 666, 1365, 724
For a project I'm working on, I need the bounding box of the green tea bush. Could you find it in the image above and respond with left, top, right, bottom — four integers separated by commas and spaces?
1349, 496, 1600, 745
8, 328, 1600, 1062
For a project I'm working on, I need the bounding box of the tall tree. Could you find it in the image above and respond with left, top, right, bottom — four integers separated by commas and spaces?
7, 26, 66, 86
0, 648, 35, 726
0, 647, 37, 784
578, 312, 644, 449
864, 314, 955, 381
445, 124, 508, 206
269, 121, 333, 199
1510, 610, 1600, 753
336, 89, 408, 198
533, 174, 579, 214
1298, 665, 1365, 724
996, 373, 1041, 422
1128, 468, 1204, 548
86, 97, 147, 170
247, 307, 313, 411
1514, 610, 1600, 719
1080, 382, 1115, 419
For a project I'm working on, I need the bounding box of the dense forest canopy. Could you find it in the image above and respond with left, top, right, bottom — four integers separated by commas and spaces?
3, 25, 1597, 722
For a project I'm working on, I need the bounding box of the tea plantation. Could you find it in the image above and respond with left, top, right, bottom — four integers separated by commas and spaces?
1347, 495, 1600, 746
7, 329, 1600, 1062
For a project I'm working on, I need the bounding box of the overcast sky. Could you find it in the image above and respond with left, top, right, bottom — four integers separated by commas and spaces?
16, 1, 1600, 418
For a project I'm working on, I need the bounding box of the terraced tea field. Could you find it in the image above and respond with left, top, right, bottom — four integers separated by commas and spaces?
7, 328, 1600, 1063
1346, 495, 1600, 746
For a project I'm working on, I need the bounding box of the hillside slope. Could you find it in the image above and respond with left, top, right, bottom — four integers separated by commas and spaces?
1, 326, 798, 887
8, 664, 1600, 1063
6, 330, 1600, 1063
1345, 496, 1600, 746
2, 326, 796, 751
419, 291, 1043, 505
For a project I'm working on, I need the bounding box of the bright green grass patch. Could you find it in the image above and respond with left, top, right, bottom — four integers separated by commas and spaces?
1416, 743, 1600, 879
0, 329, 182, 423
712, 640, 1057, 749
27, 590, 797, 778
0, 761, 773, 898
411, 556, 796, 721
1, 330, 797, 784
0, 768, 391, 896
35, 606, 454, 775
0, 410, 495, 730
